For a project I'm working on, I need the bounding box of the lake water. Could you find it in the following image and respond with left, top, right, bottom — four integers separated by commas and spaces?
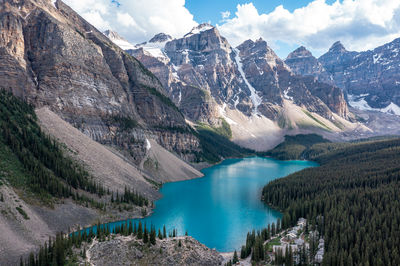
92, 157, 317, 252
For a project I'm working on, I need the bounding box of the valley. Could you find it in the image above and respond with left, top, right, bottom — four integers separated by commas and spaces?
1, 0, 400, 265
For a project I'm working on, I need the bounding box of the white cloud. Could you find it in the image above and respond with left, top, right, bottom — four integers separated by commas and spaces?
221, 11, 231, 20
64, 0, 197, 44
217, 0, 400, 57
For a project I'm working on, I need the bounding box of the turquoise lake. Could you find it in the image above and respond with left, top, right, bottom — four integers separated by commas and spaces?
94, 157, 317, 252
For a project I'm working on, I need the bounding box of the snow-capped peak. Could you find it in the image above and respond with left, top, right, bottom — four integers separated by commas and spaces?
184, 23, 215, 37
134, 33, 172, 61
149, 33, 172, 43
103, 30, 135, 50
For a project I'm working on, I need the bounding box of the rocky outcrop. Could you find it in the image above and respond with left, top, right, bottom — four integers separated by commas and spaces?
81, 235, 224, 266
0, 0, 201, 163
121, 24, 360, 150
286, 39, 400, 114
237, 39, 350, 120
128, 27, 221, 125
128, 25, 351, 126
285, 46, 332, 84
319, 39, 400, 110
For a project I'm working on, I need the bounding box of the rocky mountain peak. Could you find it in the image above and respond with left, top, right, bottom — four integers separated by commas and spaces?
328, 41, 347, 53
103, 29, 135, 50
149, 33, 172, 43
103, 30, 126, 41
0, 0, 201, 166
284, 45, 332, 84
237, 38, 286, 71
286, 46, 313, 59
184, 23, 215, 37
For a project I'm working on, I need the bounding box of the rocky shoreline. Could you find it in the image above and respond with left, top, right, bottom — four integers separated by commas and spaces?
76, 235, 224, 266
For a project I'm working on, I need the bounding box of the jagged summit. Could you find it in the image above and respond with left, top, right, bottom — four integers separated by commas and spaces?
328, 41, 347, 53
285, 45, 332, 84
286, 46, 313, 59
103, 30, 126, 41
103, 29, 135, 50
184, 23, 215, 37
149, 33, 172, 43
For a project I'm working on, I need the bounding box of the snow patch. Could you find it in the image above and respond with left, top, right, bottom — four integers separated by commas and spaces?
178, 89, 182, 104
283, 87, 293, 100
52, 0, 57, 8
145, 138, 151, 150
172, 72, 179, 79
234, 48, 262, 115
111, 39, 136, 50
172, 64, 181, 72
373, 53, 382, 64
218, 104, 237, 125
348, 94, 400, 116
140, 41, 169, 59
184, 24, 214, 38
381, 102, 400, 116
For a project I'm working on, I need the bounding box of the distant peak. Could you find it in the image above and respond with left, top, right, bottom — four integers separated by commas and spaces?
184, 23, 215, 37
149, 33, 172, 43
103, 30, 127, 41
287, 46, 313, 59
328, 41, 347, 53
103, 30, 135, 50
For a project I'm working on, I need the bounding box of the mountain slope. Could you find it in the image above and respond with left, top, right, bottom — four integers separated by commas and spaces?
285, 46, 332, 84
123, 25, 367, 150
288, 39, 400, 115
262, 137, 400, 265
0, 0, 201, 164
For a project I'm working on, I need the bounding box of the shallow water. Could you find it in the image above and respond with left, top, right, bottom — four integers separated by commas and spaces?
92, 157, 317, 252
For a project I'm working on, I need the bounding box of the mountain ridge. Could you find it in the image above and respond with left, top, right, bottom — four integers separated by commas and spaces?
124, 24, 368, 150
286, 37, 400, 116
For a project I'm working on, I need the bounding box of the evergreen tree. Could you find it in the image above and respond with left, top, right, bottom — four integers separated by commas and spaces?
137, 222, 143, 239
163, 225, 167, 239
143, 224, 148, 243
233, 250, 239, 264
150, 226, 156, 245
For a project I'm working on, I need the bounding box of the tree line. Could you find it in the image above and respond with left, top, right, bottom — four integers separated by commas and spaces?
262, 138, 400, 265
0, 90, 148, 208
20, 220, 177, 266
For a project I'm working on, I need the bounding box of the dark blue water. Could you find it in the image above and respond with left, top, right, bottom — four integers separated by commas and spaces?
88, 157, 317, 252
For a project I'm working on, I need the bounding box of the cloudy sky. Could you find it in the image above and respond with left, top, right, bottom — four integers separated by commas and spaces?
64, 0, 400, 58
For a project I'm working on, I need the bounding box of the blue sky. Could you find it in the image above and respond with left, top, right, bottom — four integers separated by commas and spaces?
186, 0, 336, 26
65, 0, 400, 59
184, 0, 335, 58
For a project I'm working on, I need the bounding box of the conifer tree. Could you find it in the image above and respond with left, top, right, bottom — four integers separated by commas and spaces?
163, 225, 167, 239
233, 250, 239, 264
150, 226, 156, 245
143, 224, 148, 243
137, 222, 143, 239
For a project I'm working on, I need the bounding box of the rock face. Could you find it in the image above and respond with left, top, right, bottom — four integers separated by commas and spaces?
0, 0, 201, 163
285, 46, 332, 84
103, 29, 135, 50
319, 39, 400, 110
236, 39, 350, 120
126, 24, 353, 143
288, 39, 400, 114
82, 236, 224, 266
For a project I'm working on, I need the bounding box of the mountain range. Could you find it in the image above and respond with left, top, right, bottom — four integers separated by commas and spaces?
105, 22, 400, 150
285, 39, 400, 116
2, 0, 400, 263
110, 24, 374, 151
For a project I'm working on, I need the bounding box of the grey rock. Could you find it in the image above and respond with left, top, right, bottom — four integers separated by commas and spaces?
317, 38, 400, 109
0, 0, 201, 163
